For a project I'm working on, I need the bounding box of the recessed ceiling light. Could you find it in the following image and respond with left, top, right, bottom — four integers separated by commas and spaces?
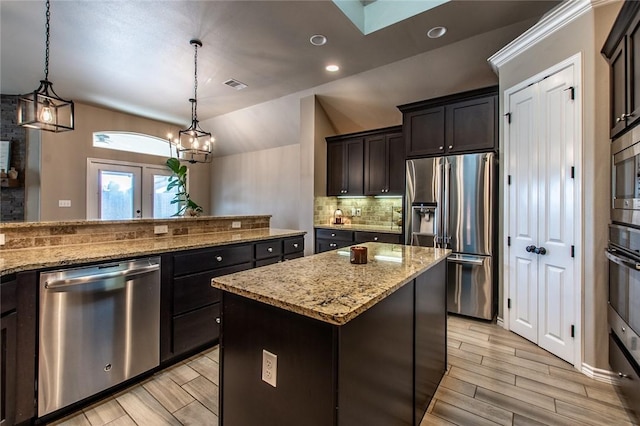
427, 26, 447, 39
326, 64, 340, 72
310, 34, 327, 46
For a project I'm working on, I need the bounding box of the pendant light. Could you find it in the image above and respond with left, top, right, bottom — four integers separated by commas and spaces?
17, 0, 74, 132
169, 39, 213, 164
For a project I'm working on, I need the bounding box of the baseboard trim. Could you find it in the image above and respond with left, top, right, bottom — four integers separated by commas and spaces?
496, 316, 504, 328
581, 362, 619, 384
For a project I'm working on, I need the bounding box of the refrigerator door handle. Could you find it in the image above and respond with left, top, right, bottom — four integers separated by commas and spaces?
434, 159, 444, 247
443, 158, 451, 248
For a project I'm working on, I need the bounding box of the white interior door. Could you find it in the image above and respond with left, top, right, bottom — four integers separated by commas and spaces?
508, 84, 539, 343
506, 59, 578, 365
536, 66, 576, 362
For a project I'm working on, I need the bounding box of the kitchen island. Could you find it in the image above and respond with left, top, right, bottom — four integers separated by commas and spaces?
212, 242, 449, 426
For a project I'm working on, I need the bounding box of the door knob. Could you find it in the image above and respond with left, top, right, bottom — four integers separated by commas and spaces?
534, 247, 547, 255
526, 245, 537, 253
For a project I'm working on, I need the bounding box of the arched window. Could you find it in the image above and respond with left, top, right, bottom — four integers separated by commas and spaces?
93, 131, 172, 158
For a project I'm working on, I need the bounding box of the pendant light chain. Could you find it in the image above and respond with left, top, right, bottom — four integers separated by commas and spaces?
193, 41, 198, 122
44, 0, 51, 81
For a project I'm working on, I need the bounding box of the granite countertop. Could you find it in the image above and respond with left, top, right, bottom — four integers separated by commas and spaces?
0, 228, 305, 276
314, 223, 402, 234
212, 242, 449, 325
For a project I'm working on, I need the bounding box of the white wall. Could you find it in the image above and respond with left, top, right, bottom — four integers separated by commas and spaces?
209, 144, 300, 230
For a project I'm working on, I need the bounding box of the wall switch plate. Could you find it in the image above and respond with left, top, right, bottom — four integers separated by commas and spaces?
351, 207, 356, 216
154, 225, 168, 234
58, 200, 71, 207
232, 221, 241, 229
0, 234, 5, 246
355, 208, 361, 216
262, 349, 277, 387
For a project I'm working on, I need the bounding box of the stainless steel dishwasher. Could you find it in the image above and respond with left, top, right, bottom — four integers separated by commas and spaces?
38, 256, 161, 417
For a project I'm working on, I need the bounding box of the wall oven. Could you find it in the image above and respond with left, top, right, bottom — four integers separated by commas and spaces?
607, 225, 640, 409
612, 127, 640, 226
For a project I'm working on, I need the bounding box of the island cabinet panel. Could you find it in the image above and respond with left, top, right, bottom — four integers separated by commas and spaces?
220, 293, 336, 426
337, 282, 414, 426
414, 262, 447, 425
1, 275, 17, 426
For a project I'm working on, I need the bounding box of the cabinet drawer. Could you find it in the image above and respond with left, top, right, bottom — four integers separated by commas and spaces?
315, 239, 352, 253
256, 257, 281, 268
173, 262, 252, 315
173, 245, 252, 276
354, 231, 402, 244
284, 237, 304, 254
316, 229, 353, 242
255, 240, 283, 260
173, 304, 220, 355
609, 333, 640, 410
0, 275, 17, 315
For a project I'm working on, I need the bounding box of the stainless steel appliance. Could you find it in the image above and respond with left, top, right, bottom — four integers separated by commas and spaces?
406, 153, 495, 320
38, 257, 161, 417
612, 126, 640, 226
606, 226, 640, 410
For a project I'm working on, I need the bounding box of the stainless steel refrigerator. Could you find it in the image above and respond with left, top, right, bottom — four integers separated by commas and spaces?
405, 153, 495, 320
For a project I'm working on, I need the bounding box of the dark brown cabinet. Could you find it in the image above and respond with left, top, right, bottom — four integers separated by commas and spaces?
161, 236, 305, 362
327, 126, 403, 197
399, 87, 498, 158
315, 228, 402, 253
602, 1, 640, 139
1, 276, 17, 426
364, 130, 404, 195
326, 137, 364, 196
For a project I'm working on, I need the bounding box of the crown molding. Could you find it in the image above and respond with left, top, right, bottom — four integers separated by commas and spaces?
488, 0, 613, 73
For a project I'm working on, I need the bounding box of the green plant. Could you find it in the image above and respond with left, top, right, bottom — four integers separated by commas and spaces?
166, 157, 203, 216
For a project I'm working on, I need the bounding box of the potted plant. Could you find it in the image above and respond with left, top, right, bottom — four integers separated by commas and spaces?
166, 157, 204, 217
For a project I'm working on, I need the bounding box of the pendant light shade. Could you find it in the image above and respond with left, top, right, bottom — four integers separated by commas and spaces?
18, 0, 74, 133
170, 39, 213, 164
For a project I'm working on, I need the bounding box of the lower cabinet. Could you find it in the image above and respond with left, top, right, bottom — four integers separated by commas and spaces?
1, 276, 17, 426
162, 236, 305, 363
315, 228, 402, 253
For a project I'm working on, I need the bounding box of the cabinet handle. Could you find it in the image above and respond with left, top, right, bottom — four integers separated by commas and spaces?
216, 256, 223, 262
448, 145, 453, 149
215, 317, 221, 324
618, 372, 629, 379
293, 243, 299, 248
330, 243, 337, 247
267, 247, 273, 253
622, 326, 626, 333
331, 233, 336, 237
374, 237, 378, 241
439, 146, 444, 150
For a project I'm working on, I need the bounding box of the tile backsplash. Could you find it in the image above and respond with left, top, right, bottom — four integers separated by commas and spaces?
314, 196, 403, 230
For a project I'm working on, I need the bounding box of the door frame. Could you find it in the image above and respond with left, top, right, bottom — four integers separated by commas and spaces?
502, 53, 583, 368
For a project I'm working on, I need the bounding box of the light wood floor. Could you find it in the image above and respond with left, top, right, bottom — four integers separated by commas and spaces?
49, 315, 640, 426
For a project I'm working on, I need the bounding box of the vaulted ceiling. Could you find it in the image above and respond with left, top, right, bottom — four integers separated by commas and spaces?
1, 0, 560, 128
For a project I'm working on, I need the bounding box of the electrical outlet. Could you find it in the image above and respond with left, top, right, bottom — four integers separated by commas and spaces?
351, 207, 356, 216
262, 349, 277, 387
232, 221, 241, 229
58, 200, 71, 207
0, 234, 5, 246
154, 225, 168, 234
355, 208, 361, 216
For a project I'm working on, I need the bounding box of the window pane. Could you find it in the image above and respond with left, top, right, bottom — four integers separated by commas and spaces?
100, 171, 134, 220
153, 174, 179, 218
93, 132, 172, 158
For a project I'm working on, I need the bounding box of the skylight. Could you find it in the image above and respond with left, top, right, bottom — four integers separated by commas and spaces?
332, 0, 449, 35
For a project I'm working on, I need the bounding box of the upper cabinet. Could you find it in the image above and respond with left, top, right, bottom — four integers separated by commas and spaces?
398, 87, 498, 158
364, 130, 404, 195
602, 2, 640, 139
326, 137, 364, 196
326, 126, 403, 197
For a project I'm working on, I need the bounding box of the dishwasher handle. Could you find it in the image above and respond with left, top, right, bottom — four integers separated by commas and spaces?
44, 262, 160, 290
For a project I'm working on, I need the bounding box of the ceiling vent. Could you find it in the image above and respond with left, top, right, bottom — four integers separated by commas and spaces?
223, 79, 248, 90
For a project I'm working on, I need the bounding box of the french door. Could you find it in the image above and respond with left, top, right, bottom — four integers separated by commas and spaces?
87, 159, 178, 220
505, 56, 580, 365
